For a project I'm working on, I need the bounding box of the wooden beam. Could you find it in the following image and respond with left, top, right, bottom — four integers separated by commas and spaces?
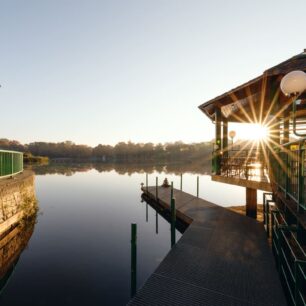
211, 175, 272, 192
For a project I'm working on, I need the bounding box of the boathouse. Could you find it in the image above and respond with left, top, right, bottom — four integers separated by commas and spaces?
129, 51, 305, 306
199, 50, 306, 305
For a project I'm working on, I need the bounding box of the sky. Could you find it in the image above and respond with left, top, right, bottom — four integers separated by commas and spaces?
0, 0, 305, 146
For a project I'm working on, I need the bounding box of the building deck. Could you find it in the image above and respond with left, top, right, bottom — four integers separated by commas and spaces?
128, 186, 287, 306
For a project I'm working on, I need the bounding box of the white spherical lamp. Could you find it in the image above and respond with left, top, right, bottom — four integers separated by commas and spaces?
280, 70, 306, 96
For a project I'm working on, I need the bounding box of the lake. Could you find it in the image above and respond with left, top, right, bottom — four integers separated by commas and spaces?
0, 163, 264, 305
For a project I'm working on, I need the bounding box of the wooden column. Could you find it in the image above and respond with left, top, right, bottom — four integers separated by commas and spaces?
283, 108, 290, 144
246, 187, 257, 219
215, 108, 222, 175
222, 118, 228, 158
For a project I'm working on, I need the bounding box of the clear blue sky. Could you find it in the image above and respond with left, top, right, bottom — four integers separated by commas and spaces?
0, 0, 304, 146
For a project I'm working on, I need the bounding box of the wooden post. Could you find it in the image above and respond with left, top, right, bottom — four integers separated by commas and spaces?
171, 197, 176, 247
180, 173, 182, 191
283, 109, 290, 144
155, 177, 158, 201
146, 173, 148, 192
196, 176, 199, 198
215, 108, 222, 175
246, 187, 257, 219
222, 118, 228, 159
155, 211, 158, 234
130, 223, 137, 298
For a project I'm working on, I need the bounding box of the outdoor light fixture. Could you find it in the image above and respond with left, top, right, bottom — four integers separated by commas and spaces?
229, 130, 236, 139
280, 70, 306, 136
280, 70, 306, 97
229, 130, 236, 150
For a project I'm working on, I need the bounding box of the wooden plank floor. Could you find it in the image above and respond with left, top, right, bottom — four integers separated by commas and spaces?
128, 186, 287, 306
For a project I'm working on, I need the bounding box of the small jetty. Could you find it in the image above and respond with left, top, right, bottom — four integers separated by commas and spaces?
128, 186, 287, 306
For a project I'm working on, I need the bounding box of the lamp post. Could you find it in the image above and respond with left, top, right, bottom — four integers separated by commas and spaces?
280, 70, 306, 137
229, 130, 236, 150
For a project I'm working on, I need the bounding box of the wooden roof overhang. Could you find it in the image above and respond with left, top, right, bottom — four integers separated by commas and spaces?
199, 52, 306, 123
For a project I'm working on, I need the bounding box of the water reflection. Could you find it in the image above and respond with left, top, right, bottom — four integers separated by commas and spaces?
0, 163, 261, 305
141, 193, 187, 235
0, 198, 38, 294
28, 160, 211, 176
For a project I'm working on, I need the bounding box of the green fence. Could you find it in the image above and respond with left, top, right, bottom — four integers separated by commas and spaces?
0, 150, 23, 178
272, 138, 306, 212
271, 210, 306, 306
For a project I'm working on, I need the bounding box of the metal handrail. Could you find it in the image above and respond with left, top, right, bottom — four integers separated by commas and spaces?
0, 150, 23, 179
272, 210, 306, 306
272, 137, 306, 212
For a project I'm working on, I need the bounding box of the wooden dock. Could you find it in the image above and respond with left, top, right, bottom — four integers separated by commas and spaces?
128, 186, 287, 306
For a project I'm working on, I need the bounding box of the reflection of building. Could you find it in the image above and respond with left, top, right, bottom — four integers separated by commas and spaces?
0, 170, 37, 292
199, 51, 306, 306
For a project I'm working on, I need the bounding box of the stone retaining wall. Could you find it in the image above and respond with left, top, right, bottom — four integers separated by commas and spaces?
0, 171, 36, 234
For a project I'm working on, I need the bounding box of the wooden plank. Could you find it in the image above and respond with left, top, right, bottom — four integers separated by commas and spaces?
0, 211, 23, 235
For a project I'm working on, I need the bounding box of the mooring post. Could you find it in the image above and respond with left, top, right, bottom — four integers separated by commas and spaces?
180, 173, 183, 191
170, 181, 173, 203
146, 173, 148, 192
197, 176, 199, 198
131, 223, 137, 298
171, 197, 176, 247
155, 177, 158, 201
155, 211, 158, 234
146, 203, 148, 222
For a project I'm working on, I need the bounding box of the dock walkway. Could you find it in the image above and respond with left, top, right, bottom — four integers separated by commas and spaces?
128, 186, 287, 306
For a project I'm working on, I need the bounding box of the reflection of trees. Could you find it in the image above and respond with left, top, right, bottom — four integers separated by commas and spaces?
0, 197, 38, 292
29, 159, 211, 176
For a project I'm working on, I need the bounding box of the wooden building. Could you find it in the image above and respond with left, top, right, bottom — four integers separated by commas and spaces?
199, 50, 306, 306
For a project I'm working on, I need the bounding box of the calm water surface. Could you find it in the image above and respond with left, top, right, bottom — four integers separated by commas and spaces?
0, 164, 264, 305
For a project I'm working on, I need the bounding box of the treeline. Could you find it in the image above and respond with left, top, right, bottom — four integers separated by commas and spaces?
0, 139, 213, 162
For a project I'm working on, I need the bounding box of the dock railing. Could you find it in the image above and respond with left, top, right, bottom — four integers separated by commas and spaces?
271, 138, 306, 212
213, 147, 268, 181
271, 209, 306, 306
0, 150, 23, 179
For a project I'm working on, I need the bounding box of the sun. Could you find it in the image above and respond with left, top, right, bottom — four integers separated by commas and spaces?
232, 123, 269, 142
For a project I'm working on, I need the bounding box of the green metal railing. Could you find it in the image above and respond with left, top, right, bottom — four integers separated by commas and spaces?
272, 138, 306, 212
272, 209, 306, 306
0, 150, 23, 178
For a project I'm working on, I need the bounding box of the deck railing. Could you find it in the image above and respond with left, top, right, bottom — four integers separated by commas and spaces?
262, 193, 306, 306
0, 150, 23, 179
271, 138, 306, 212
213, 147, 268, 181
271, 209, 306, 306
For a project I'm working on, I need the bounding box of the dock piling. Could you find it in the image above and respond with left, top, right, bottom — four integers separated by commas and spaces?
131, 223, 137, 298
146, 173, 148, 192
180, 173, 183, 191
155, 177, 158, 201
171, 197, 176, 247
170, 181, 173, 203
197, 176, 199, 198
155, 211, 158, 234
